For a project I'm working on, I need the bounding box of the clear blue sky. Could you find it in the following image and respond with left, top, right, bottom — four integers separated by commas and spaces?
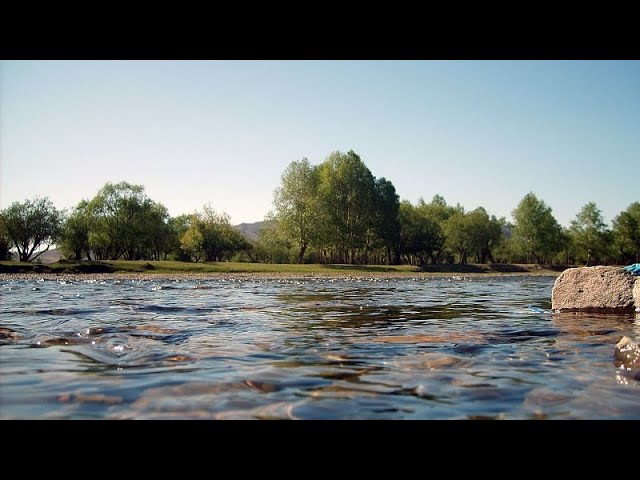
1, 60, 638, 227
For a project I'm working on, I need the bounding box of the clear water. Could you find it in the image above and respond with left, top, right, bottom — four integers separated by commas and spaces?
1, 275, 638, 419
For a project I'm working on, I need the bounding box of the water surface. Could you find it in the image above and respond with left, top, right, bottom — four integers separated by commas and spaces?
1, 275, 638, 419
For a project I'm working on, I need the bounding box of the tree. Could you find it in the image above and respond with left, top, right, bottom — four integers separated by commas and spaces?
59, 200, 92, 261
372, 177, 401, 265
417, 195, 460, 263
199, 205, 234, 262
181, 205, 251, 262
272, 158, 320, 264
444, 211, 474, 264
612, 202, 640, 264
139, 202, 172, 260
465, 207, 502, 264
252, 226, 293, 264
316, 150, 377, 263
511, 192, 564, 263
0, 197, 64, 262
398, 201, 443, 265
84, 181, 170, 260
167, 214, 193, 261
569, 202, 611, 266
0, 219, 11, 260
180, 215, 205, 262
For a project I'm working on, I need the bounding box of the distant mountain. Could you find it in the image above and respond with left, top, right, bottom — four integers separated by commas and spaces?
234, 220, 273, 241
10, 248, 62, 264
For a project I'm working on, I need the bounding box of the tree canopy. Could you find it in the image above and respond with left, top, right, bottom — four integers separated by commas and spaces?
1, 151, 634, 268
569, 202, 611, 266
511, 192, 563, 263
0, 197, 63, 262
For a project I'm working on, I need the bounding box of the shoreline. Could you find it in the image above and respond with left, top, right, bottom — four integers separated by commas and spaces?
0, 270, 561, 282
0, 260, 565, 282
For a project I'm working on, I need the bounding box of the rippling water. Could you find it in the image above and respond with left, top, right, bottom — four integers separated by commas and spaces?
1, 275, 638, 419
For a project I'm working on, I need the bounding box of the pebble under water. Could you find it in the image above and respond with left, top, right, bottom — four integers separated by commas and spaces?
1, 275, 639, 419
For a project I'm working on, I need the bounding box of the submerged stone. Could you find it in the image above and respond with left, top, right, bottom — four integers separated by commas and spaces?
551, 266, 637, 314
615, 336, 640, 370
615, 336, 640, 381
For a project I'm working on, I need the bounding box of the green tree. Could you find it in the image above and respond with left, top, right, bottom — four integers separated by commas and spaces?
84, 181, 170, 260
180, 216, 204, 262
612, 202, 640, 264
444, 211, 475, 264
418, 195, 460, 263
316, 150, 376, 263
60, 200, 92, 261
252, 226, 293, 264
199, 205, 234, 261
553, 226, 575, 265
398, 201, 443, 265
465, 207, 502, 264
272, 158, 320, 264
372, 177, 401, 265
511, 192, 564, 263
569, 202, 611, 266
0, 197, 64, 262
0, 218, 12, 260
140, 202, 172, 260
182, 205, 251, 262
167, 214, 193, 261
86, 182, 149, 260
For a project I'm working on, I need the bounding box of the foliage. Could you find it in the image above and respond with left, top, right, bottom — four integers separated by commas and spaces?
0, 219, 12, 260
612, 202, 640, 264
372, 177, 401, 265
180, 205, 251, 262
511, 192, 564, 264
5, 152, 636, 269
272, 150, 403, 265
316, 150, 377, 263
83, 181, 173, 260
568, 202, 612, 266
272, 158, 320, 263
251, 226, 293, 264
180, 215, 205, 262
0, 197, 64, 262
59, 200, 92, 261
398, 201, 443, 265
167, 214, 193, 261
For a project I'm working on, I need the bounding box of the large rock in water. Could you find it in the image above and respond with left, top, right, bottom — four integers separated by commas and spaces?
551, 266, 638, 313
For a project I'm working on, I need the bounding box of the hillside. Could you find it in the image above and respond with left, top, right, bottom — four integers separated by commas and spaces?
234, 220, 273, 241
9, 248, 62, 264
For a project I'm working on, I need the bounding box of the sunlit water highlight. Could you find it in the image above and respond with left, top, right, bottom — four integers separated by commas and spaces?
1, 275, 638, 419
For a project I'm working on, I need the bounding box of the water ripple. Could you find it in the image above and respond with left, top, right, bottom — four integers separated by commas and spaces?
1, 275, 638, 419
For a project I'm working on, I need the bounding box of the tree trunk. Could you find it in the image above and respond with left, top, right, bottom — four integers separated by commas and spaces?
297, 243, 307, 264
486, 247, 495, 264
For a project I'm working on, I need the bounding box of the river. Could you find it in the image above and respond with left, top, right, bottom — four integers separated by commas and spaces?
1, 275, 638, 419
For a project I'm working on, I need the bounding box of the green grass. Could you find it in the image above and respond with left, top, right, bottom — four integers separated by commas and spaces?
0, 260, 563, 276
85, 260, 421, 274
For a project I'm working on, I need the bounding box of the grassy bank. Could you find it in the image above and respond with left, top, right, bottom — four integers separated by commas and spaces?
0, 260, 564, 277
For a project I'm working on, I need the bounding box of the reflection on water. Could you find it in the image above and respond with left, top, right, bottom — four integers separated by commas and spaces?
0, 275, 638, 419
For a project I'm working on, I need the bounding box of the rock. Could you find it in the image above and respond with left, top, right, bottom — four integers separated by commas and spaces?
614, 336, 640, 371
615, 336, 640, 381
551, 266, 637, 313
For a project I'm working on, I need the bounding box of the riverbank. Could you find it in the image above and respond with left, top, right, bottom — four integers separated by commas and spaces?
0, 260, 564, 280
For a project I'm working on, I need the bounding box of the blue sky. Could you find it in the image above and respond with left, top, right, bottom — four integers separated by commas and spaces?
1, 60, 638, 227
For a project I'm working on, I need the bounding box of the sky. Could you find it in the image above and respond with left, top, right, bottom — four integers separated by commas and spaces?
1, 60, 638, 228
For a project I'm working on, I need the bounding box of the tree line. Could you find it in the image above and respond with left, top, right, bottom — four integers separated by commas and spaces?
1, 150, 638, 266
